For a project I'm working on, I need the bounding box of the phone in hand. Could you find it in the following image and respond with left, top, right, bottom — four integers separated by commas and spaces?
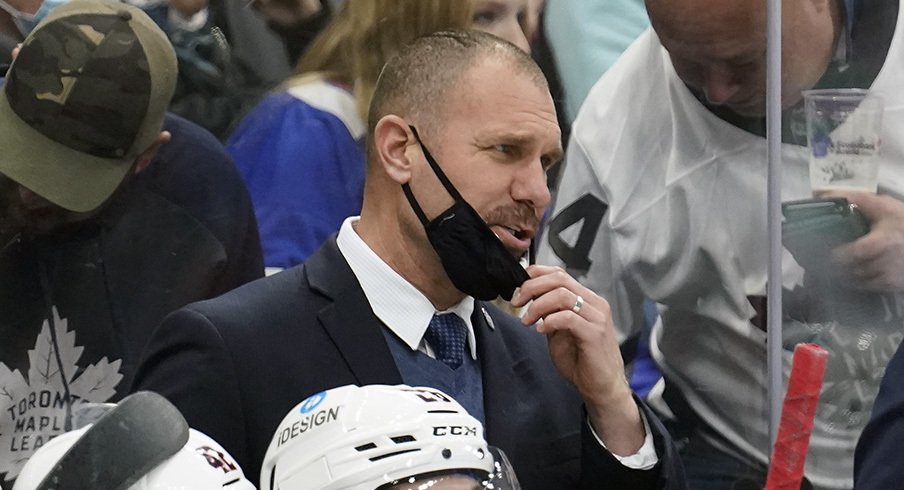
781, 197, 870, 271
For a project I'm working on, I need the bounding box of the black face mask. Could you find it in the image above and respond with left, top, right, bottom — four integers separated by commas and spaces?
402, 126, 530, 301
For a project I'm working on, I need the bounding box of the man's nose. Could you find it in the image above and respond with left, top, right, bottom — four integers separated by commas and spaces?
513, 160, 551, 210
702, 64, 742, 105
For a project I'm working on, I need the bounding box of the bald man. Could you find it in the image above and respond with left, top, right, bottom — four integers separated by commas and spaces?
539, 0, 904, 488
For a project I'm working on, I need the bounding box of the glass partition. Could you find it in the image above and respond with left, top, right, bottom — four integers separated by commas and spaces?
772, 1, 903, 489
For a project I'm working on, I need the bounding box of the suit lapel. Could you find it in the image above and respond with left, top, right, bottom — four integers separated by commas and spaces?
305, 238, 403, 385
473, 303, 518, 452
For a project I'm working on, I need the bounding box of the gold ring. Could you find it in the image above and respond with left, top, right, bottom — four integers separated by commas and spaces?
571, 295, 584, 314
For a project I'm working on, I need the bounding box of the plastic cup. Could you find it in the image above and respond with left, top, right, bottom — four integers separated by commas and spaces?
804, 89, 883, 193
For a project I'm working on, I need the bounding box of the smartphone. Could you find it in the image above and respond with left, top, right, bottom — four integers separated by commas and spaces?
781, 197, 870, 271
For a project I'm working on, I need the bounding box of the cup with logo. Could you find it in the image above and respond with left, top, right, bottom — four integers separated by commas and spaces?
804, 88, 883, 193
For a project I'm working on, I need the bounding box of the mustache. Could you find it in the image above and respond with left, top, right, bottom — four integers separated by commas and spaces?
483, 203, 540, 231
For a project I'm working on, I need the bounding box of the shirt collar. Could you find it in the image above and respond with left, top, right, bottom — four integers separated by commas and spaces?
336, 217, 478, 360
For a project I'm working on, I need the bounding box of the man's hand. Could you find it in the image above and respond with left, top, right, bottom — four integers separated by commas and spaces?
511, 265, 644, 456
825, 191, 904, 292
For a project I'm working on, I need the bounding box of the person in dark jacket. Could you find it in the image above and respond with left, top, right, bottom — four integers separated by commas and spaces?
0, 0, 263, 483
133, 30, 686, 489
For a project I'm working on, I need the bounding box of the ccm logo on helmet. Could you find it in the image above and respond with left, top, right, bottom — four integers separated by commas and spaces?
432, 425, 478, 437
277, 406, 342, 447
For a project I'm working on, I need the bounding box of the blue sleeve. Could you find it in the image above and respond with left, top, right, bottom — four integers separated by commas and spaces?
226, 92, 365, 269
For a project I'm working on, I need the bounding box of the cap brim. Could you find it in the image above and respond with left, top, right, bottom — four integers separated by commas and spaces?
0, 85, 133, 213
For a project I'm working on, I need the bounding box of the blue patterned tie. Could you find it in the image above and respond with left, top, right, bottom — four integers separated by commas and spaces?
424, 313, 468, 370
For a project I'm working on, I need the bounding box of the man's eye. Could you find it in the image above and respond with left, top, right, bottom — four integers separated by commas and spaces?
494, 144, 513, 154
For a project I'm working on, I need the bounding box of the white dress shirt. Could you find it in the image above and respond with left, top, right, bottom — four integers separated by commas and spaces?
336, 218, 478, 359
336, 217, 657, 469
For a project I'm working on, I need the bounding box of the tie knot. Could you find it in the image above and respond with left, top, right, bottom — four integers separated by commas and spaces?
424, 313, 468, 370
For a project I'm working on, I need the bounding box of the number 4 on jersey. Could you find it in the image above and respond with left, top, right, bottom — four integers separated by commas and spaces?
546, 194, 607, 276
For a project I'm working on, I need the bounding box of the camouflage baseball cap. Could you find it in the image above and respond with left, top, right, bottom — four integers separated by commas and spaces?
0, 0, 177, 212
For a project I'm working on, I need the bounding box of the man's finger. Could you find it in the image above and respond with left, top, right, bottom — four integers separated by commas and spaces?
523, 287, 589, 325
536, 309, 587, 336
513, 265, 592, 307
833, 231, 885, 266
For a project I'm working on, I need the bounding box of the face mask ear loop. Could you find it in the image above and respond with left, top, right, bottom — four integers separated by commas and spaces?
408, 125, 468, 203
401, 183, 431, 227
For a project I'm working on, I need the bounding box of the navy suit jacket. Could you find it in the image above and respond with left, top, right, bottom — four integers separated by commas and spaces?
855, 339, 904, 489
132, 238, 684, 489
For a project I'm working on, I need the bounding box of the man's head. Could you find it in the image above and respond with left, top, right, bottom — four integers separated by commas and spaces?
361, 31, 561, 303
0, 0, 176, 236
645, 0, 841, 116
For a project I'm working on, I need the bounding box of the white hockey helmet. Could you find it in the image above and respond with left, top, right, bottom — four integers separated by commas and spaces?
13, 392, 255, 490
14, 427, 255, 490
260, 385, 520, 490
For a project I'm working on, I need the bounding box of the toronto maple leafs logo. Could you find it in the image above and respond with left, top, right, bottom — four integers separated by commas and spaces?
0, 307, 123, 481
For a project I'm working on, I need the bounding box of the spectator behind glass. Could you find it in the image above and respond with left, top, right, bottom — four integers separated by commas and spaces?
226, 0, 534, 274
539, 0, 904, 488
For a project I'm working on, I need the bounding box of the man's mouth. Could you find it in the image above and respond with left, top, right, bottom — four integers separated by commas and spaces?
490, 224, 534, 255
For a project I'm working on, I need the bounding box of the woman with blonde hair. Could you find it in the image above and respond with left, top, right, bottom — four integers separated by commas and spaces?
226, 0, 533, 272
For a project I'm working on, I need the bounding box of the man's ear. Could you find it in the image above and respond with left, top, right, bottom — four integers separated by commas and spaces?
133, 131, 171, 175
373, 115, 417, 185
